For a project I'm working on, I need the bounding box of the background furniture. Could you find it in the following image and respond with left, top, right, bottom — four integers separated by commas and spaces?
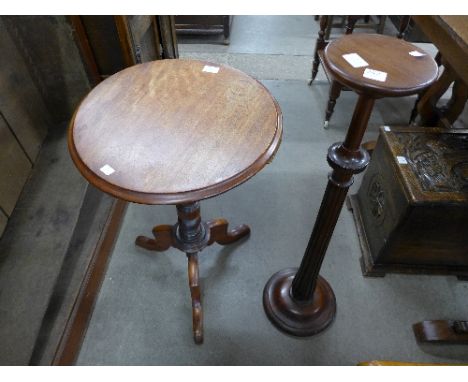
321, 15, 387, 41
309, 16, 411, 128
413, 320, 468, 344
0, 15, 179, 240
175, 15, 232, 44
411, 16, 467, 129
70, 15, 178, 86
68, 59, 282, 344
348, 126, 468, 279
263, 34, 438, 336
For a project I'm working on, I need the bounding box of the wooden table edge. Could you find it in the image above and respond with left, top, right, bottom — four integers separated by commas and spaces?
68, 98, 283, 205
322, 36, 439, 98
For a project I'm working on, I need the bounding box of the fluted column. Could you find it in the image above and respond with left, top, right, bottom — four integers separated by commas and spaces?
263, 95, 374, 336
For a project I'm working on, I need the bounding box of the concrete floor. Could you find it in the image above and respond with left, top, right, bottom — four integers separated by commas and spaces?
76, 16, 468, 365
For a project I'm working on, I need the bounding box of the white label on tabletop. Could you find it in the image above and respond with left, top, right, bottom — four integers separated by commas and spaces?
342, 53, 369, 68
397, 156, 408, 165
409, 50, 426, 57
384, 126, 391, 132
363, 68, 387, 82
202, 65, 220, 73
100, 164, 115, 176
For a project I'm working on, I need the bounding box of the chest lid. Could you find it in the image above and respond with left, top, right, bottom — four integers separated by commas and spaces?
380, 126, 468, 204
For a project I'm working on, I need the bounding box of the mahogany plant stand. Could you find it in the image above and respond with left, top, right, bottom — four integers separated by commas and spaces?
68, 59, 282, 345
264, 34, 438, 336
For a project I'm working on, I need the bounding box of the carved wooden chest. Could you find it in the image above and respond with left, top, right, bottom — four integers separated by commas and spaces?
348, 127, 468, 279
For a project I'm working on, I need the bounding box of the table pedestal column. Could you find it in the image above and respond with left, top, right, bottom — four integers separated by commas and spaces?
263, 95, 374, 336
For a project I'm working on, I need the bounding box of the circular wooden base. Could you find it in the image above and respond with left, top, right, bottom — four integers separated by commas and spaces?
263, 268, 336, 336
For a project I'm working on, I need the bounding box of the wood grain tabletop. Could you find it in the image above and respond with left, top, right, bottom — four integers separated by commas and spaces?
323, 34, 439, 98
69, 59, 282, 205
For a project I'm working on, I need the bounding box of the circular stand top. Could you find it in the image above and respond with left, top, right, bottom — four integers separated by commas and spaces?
323, 34, 439, 97
69, 59, 282, 205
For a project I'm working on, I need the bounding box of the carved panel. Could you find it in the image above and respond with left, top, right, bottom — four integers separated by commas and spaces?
367, 173, 385, 225
396, 132, 468, 192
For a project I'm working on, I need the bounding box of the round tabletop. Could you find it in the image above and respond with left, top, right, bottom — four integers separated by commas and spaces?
69, 59, 282, 205
323, 34, 439, 98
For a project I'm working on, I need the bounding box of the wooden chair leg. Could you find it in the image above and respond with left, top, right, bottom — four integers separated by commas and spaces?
377, 16, 387, 34
397, 16, 411, 39
187, 253, 203, 344
309, 16, 329, 85
324, 15, 334, 40
345, 16, 360, 35
324, 80, 342, 128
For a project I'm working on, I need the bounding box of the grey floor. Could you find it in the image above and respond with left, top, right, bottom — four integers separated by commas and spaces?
77, 16, 468, 365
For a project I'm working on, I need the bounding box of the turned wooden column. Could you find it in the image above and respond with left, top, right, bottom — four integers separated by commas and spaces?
263, 95, 373, 335
292, 95, 373, 300
264, 34, 438, 336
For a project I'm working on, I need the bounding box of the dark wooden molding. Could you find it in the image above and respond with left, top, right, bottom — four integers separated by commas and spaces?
67, 16, 102, 87
114, 15, 137, 67
52, 199, 128, 365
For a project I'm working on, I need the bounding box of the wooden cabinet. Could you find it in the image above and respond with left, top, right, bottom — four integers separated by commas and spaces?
175, 15, 232, 44
70, 15, 178, 85
349, 127, 468, 279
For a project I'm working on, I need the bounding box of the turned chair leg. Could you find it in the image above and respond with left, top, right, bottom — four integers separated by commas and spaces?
309, 16, 329, 85
324, 80, 342, 128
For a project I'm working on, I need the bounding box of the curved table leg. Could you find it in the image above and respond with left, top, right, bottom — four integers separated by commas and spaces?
135, 224, 174, 251
135, 202, 251, 344
187, 252, 203, 344
206, 219, 250, 245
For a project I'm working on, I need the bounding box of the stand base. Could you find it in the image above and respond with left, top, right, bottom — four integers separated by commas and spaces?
263, 268, 336, 337
136, 204, 250, 345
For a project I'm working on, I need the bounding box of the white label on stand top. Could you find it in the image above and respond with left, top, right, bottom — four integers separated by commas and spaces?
409, 50, 426, 57
397, 156, 408, 165
342, 53, 369, 68
363, 68, 387, 82
202, 65, 220, 73
100, 164, 115, 175
384, 126, 391, 132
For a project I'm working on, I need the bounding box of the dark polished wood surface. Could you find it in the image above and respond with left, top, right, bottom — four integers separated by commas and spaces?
69, 59, 282, 205
323, 34, 438, 98
264, 33, 438, 337
412, 16, 468, 127
413, 16, 467, 84
349, 126, 468, 279
413, 320, 468, 344
69, 58, 282, 344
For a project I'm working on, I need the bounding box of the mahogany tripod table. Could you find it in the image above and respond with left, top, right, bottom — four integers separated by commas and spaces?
263, 34, 438, 336
68, 59, 282, 344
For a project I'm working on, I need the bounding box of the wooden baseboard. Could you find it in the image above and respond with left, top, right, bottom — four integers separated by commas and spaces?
52, 199, 128, 365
